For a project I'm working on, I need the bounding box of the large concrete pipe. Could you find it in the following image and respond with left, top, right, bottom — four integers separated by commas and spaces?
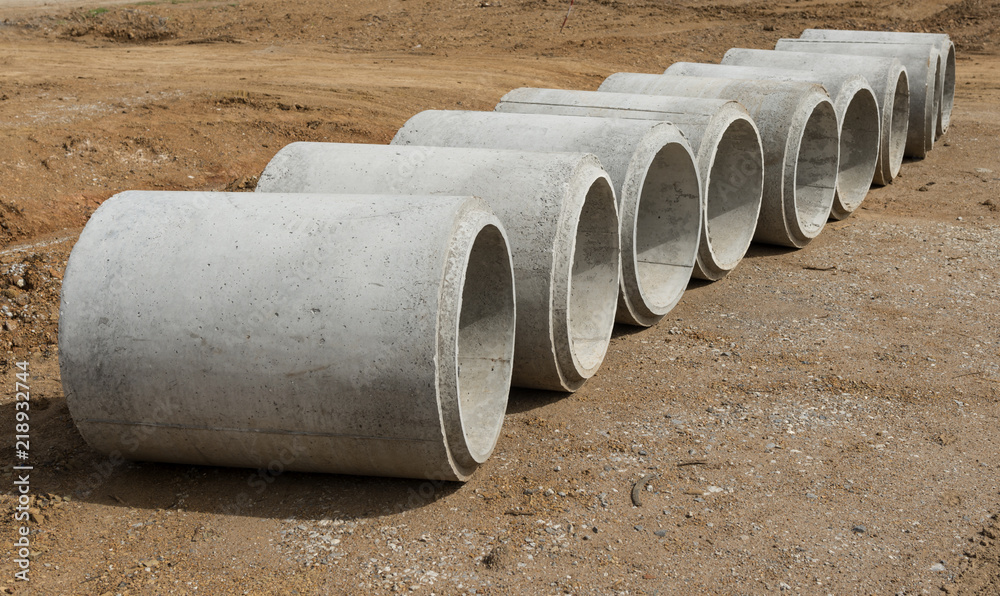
775, 38, 940, 159
496, 88, 763, 281
799, 29, 955, 136
599, 74, 839, 248
60, 191, 516, 481
665, 62, 879, 220
392, 110, 701, 327
256, 143, 620, 393
721, 48, 909, 187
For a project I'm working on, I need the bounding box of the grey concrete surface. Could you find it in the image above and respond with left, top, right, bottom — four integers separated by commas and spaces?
775, 38, 940, 159
256, 142, 620, 393
664, 62, 879, 220
60, 191, 516, 481
392, 110, 701, 326
799, 29, 955, 136
721, 48, 909, 187
496, 88, 763, 281
599, 73, 839, 249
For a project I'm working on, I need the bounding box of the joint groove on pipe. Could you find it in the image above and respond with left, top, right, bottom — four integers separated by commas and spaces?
496, 88, 763, 280
392, 110, 702, 326
60, 192, 516, 481
256, 142, 621, 392
598, 73, 839, 248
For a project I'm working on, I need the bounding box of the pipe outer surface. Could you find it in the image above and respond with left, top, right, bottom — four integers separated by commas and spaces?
722, 48, 909, 186
799, 29, 955, 135
775, 38, 940, 159
599, 73, 839, 248
496, 87, 763, 280
60, 191, 517, 481
665, 62, 879, 219
392, 109, 701, 326
256, 142, 620, 393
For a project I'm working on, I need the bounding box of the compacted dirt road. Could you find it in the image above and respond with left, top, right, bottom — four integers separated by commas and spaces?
1, 0, 999, 593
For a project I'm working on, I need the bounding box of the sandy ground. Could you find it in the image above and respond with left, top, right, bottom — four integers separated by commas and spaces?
1, 0, 138, 10
0, 0, 999, 594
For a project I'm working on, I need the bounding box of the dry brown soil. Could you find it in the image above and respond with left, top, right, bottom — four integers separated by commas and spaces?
1, 0, 999, 594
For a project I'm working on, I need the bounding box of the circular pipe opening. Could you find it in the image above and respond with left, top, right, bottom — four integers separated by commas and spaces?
633, 142, 700, 312
793, 101, 840, 237
887, 71, 910, 180
568, 178, 619, 373
455, 224, 515, 463
931, 54, 943, 143
705, 118, 763, 269
835, 88, 880, 214
916, 53, 941, 153
940, 45, 956, 133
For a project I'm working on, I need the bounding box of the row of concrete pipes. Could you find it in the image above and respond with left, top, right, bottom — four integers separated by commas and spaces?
60, 29, 956, 481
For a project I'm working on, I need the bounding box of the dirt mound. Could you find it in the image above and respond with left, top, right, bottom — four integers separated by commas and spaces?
925, 0, 1000, 51
0, 247, 63, 359
60, 7, 176, 43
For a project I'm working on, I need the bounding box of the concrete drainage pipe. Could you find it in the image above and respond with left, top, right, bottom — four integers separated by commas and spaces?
721, 49, 909, 187
664, 62, 879, 220
599, 74, 839, 248
799, 29, 955, 137
256, 143, 620, 393
775, 38, 940, 159
496, 88, 763, 281
392, 110, 701, 327
60, 191, 516, 481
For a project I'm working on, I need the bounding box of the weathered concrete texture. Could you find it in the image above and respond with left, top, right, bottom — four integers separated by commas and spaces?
256, 143, 620, 393
665, 62, 879, 220
496, 88, 763, 281
599, 73, 839, 248
60, 191, 516, 481
775, 38, 940, 159
392, 110, 701, 327
799, 29, 955, 136
722, 48, 909, 187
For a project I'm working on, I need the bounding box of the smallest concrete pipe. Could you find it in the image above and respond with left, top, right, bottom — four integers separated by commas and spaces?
392, 110, 701, 327
257, 143, 620, 393
60, 191, 516, 481
800, 29, 955, 136
722, 48, 909, 187
665, 62, 879, 220
496, 88, 763, 281
599, 73, 839, 248
775, 38, 940, 159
